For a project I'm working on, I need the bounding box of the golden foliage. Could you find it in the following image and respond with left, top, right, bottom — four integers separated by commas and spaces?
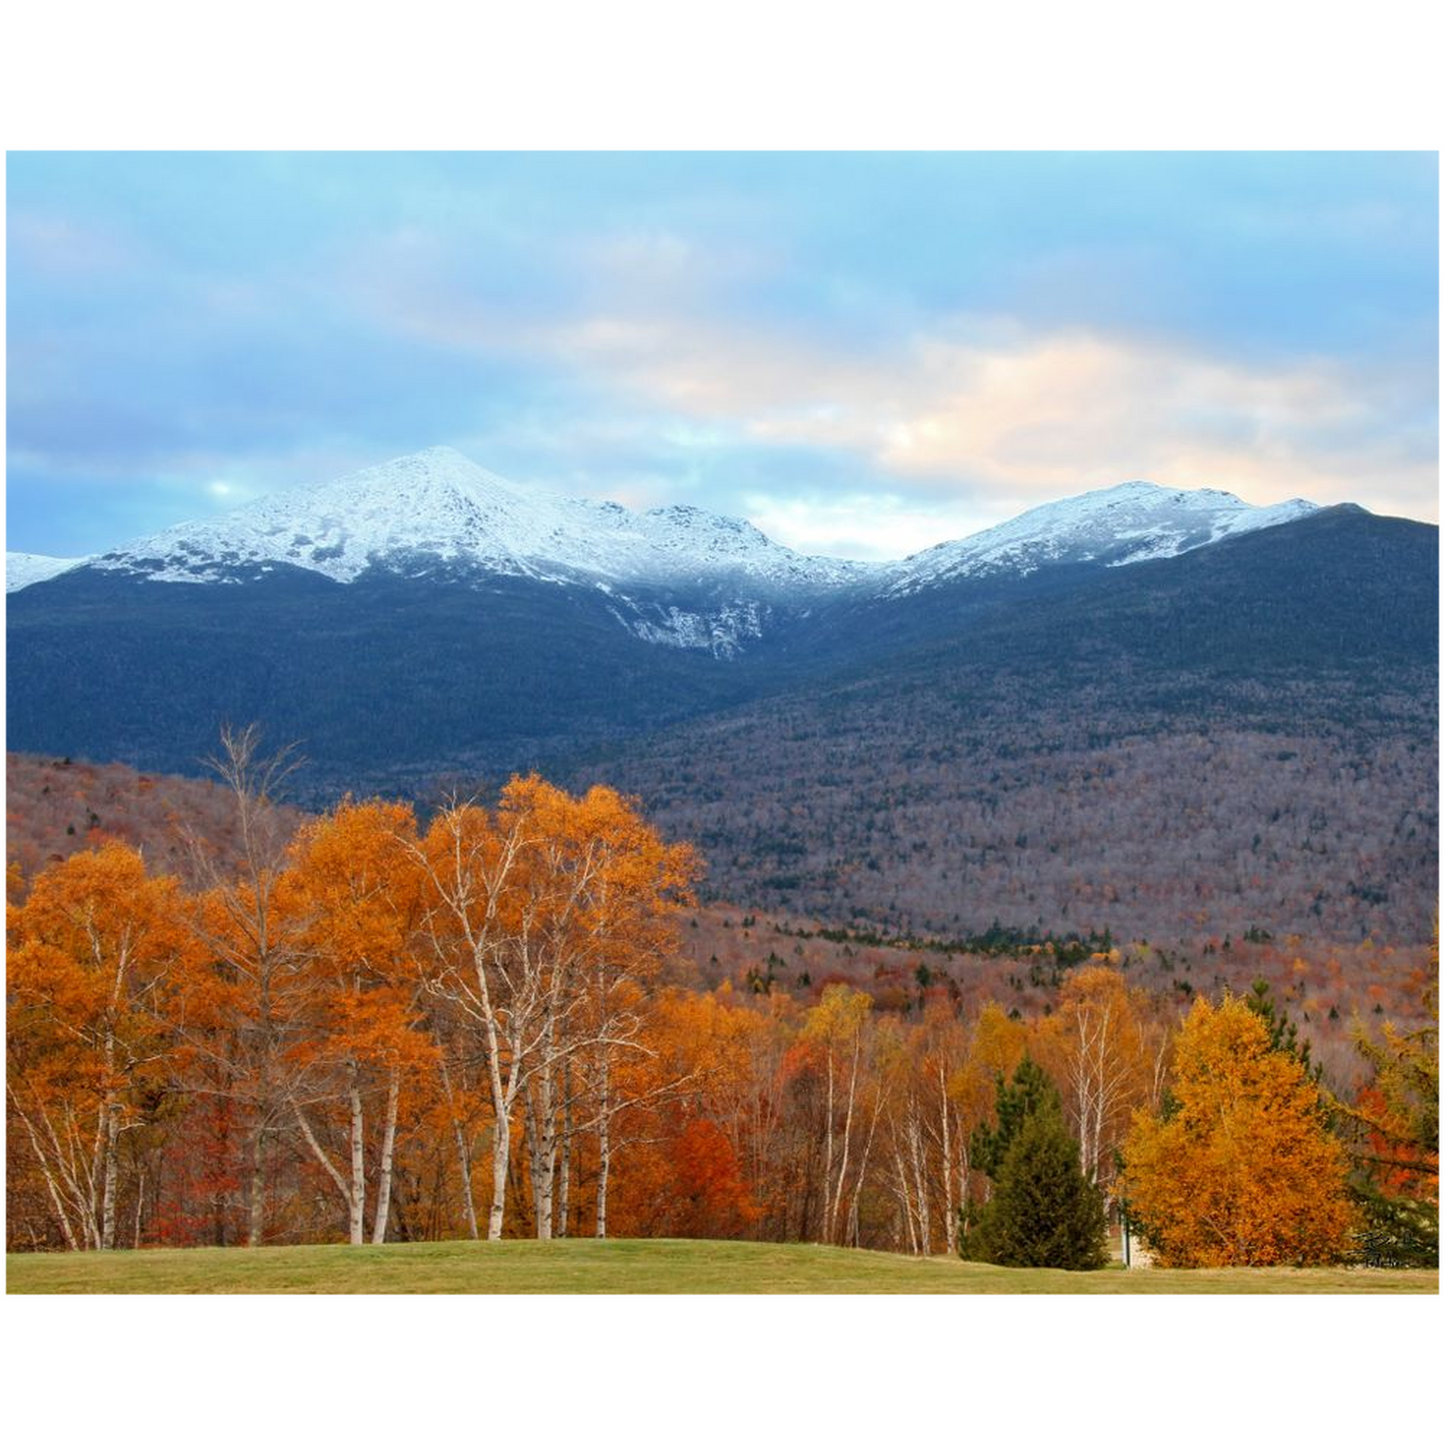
1118, 995, 1357, 1266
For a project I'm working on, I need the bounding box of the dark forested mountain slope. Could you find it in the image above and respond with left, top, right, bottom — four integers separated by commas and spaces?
5, 564, 779, 796
567, 509, 1438, 946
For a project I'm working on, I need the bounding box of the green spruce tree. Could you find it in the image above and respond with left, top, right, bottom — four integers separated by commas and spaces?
961, 1057, 1108, 1270
1245, 978, 1322, 1083
967, 1055, 1055, 1180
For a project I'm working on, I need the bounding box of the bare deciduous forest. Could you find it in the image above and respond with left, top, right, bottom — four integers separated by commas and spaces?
577, 685, 1435, 947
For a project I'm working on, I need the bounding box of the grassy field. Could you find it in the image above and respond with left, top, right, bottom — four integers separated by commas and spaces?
7, 1237, 1438, 1294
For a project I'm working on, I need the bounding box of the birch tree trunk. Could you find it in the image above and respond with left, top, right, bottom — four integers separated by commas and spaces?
939, 1061, 957, 1255
595, 1049, 611, 1240
909, 1113, 931, 1254
371, 1069, 400, 1244
895, 1152, 918, 1254
525, 1063, 559, 1240
829, 1036, 861, 1244
488, 1123, 511, 1241
454, 1117, 480, 1240
821, 1049, 835, 1243
439, 1056, 480, 1240
487, 1057, 517, 1243
348, 1070, 366, 1245
101, 1097, 121, 1251
89, 1103, 106, 1247
557, 1066, 572, 1239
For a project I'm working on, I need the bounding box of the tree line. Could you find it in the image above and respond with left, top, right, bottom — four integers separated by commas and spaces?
6, 730, 1436, 1265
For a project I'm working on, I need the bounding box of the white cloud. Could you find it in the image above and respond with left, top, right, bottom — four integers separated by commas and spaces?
346, 238, 1437, 537
541, 313, 1438, 524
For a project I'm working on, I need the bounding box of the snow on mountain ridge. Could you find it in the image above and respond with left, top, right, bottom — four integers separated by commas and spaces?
878, 480, 1321, 596
91, 446, 865, 592
12, 451, 1336, 659
37, 448, 1330, 639
5, 552, 91, 593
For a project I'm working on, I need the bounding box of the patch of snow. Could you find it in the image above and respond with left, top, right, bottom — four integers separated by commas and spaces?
6, 552, 91, 593
623, 599, 769, 659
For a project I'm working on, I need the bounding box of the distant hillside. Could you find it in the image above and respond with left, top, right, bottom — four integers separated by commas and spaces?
571, 511, 1438, 946
4, 752, 307, 887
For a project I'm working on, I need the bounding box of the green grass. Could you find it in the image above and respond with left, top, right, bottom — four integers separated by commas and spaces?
6, 1237, 1438, 1294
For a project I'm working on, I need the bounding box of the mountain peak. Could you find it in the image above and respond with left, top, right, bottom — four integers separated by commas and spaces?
882, 480, 1324, 594
85, 447, 860, 592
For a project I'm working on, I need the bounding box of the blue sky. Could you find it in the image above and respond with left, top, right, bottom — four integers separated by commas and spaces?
6, 151, 1438, 560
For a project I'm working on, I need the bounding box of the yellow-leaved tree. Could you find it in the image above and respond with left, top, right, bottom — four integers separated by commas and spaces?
1117, 994, 1357, 1266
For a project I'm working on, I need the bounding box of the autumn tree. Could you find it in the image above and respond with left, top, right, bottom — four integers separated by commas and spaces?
287, 799, 432, 1244
1341, 968, 1438, 1265
1117, 995, 1358, 1266
414, 777, 696, 1240
550, 784, 699, 1240
883, 1002, 971, 1254
175, 724, 314, 1246
798, 984, 878, 1245
7, 844, 192, 1250
588, 991, 763, 1240
1033, 965, 1168, 1189
646, 985, 798, 1239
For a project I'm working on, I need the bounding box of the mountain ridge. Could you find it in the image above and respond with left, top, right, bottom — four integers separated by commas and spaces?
11, 446, 1331, 608
5, 552, 90, 593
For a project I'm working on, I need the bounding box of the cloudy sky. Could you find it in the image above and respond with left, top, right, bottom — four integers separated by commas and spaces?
6, 151, 1438, 560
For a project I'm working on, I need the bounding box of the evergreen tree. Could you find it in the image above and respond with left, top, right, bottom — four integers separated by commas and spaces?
1350, 1179, 1439, 1268
968, 1055, 1055, 1181
1245, 978, 1322, 1083
961, 1056, 1108, 1269
964, 1103, 1108, 1269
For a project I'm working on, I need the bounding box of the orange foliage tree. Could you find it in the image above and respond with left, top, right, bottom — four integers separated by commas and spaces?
287, 799, 433, 1244
1117, 995, 1357, 1266
7, 844, 193, 1250
1033, 965, 1170, 1190
11, 738, 1425, 1261
414, 777, 698, 1241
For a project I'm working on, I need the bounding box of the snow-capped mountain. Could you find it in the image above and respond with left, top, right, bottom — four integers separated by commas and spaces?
78, 450, 1324, 600
879, 481, 1320, 597
9, 461, 1425, 814
5, 552, 90, 593
80, 447, 873, 656
13, 448, 1330, 657
90, 446, 866, 594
